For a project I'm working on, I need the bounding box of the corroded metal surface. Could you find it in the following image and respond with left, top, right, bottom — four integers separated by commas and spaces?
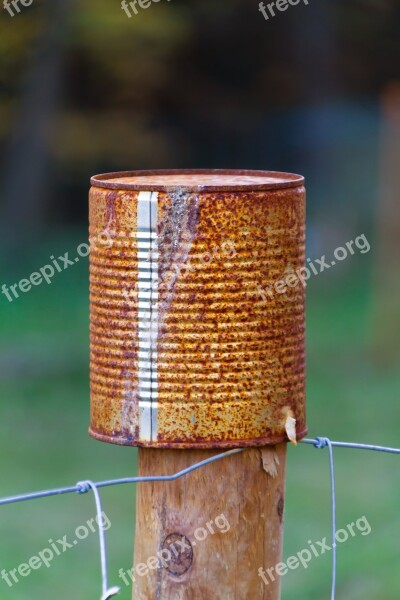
89, 169, 306, 448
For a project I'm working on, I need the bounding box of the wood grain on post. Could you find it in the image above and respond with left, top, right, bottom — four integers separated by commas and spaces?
133, 445, 286, 600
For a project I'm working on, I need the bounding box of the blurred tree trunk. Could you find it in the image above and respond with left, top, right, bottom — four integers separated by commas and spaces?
0, 0, 72, 247
371, 83, 400, 364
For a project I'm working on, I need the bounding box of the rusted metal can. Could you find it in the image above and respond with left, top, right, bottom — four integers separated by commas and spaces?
89, 170, 306, 448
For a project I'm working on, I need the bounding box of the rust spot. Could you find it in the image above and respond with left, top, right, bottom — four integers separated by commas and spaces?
157, 188, 199, 329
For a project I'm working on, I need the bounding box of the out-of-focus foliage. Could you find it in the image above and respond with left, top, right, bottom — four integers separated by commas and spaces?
0, 0, 399, 227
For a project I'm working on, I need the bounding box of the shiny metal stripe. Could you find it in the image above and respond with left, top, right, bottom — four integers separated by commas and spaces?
138, 351, 158, 359
137, 251, 159, 259
138, 273, 159, 281
137, 191, 158, 442
136, 233, 157, 240
137, 292, 159, 299
138, 373, 158, 381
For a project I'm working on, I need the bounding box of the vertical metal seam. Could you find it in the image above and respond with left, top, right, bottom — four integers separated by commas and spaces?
149, 193, 153, 442
150, 192, 158, 442
137, 191, 159, 442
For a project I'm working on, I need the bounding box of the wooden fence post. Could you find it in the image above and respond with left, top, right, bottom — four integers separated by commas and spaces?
133, 446, 286, 599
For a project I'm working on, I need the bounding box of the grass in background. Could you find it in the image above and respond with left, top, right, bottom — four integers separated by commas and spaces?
0, 231, 398, 599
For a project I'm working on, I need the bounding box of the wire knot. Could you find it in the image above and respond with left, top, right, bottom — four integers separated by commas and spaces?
314, 437, 330, 449
76, 480, 92, 494
100, 586, 120, 600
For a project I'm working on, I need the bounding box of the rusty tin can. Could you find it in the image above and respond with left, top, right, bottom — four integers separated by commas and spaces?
89, 169, 306, 448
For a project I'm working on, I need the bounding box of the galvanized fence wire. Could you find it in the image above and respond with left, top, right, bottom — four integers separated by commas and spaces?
1, 438, 399, 600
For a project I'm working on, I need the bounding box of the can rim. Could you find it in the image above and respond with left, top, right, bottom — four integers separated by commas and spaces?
90, 169, 304, 192
89, 426, 309, 449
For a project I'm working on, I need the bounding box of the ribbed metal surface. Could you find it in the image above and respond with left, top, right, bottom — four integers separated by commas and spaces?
89, 170, 306, 448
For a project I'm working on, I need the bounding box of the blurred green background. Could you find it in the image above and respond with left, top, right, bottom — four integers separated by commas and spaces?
0, 0, 400, 598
